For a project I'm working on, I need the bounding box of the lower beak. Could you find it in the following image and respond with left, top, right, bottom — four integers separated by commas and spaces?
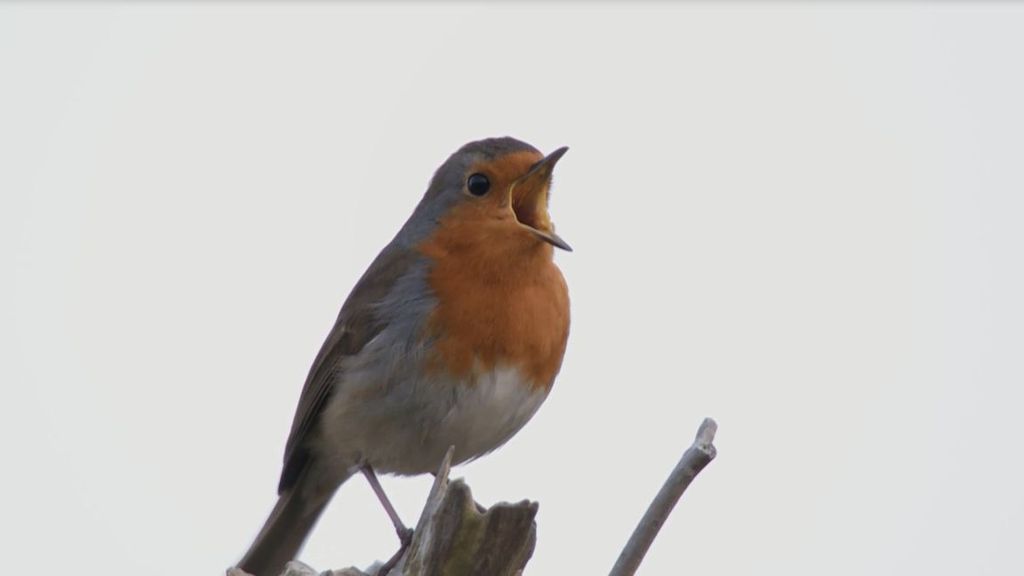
510, 146, 572, 252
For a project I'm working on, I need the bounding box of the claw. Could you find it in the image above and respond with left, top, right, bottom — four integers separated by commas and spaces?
377, 528, 414, 576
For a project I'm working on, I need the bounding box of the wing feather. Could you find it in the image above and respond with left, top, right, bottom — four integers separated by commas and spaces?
278, 244, 420, 493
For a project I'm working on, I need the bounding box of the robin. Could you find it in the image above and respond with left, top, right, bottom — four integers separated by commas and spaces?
237, 137, 571, 576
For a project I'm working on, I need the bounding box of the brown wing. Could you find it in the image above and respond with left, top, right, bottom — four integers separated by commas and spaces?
277, 244, 419, 493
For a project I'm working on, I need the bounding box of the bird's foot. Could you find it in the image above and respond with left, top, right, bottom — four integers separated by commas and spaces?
376, 528, 414, 576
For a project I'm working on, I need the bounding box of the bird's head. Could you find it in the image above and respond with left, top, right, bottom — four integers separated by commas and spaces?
413, 137, 570, 254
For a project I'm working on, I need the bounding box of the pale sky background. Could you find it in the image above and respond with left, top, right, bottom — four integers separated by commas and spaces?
3, 3, 1023, 575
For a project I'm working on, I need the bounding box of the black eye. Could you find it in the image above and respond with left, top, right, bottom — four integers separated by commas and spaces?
466, 173, 490, 196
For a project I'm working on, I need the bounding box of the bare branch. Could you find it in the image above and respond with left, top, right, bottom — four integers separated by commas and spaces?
609, 417, 718, 576
231, 421, 718, 576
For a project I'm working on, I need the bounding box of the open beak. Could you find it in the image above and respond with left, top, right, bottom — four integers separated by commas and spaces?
509, 146, 572, 251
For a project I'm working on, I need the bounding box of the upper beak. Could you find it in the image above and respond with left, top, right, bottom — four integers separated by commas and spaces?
510, 146, 572, 252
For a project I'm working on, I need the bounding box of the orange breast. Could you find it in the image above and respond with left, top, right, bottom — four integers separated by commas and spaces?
417, 208, 570, 390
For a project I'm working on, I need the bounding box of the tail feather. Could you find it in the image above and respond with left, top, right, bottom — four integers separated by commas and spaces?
237, 476, 331, 576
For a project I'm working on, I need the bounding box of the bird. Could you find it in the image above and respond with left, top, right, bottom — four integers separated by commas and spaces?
237, 137, 571, 576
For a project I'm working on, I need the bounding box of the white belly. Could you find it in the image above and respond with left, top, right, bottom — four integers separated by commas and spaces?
317, 362, 549, 477
433, 365, 548, 465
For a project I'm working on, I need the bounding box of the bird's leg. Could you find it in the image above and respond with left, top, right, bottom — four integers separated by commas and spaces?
361, 464, 413, 575
361, 464, 413, 542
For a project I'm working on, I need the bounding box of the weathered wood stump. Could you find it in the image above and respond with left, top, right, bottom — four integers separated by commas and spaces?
232, 447, 538, 576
